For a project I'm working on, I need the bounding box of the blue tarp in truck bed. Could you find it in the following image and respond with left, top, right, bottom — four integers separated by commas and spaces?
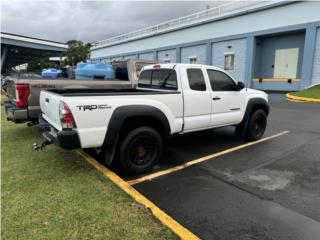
75, 62, 115, 80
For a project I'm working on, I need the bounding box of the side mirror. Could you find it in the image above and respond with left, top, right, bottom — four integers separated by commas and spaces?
236, 81, 245, 91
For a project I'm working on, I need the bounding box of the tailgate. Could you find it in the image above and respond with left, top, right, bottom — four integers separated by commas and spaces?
40, 90, 63, 131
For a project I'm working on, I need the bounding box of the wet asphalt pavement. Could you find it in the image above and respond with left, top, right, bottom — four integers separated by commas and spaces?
128, 95, 320, 240
88, 95, 320, 239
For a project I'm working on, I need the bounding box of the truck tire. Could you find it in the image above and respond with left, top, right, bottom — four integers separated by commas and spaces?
245, 109, 267, 141
119, 126, 162, 174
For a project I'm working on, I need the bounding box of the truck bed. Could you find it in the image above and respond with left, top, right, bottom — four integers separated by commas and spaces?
45, 88, 180, 97
4, 59, 161, 123
4, 77, 132, 123
7, 77, 131, 85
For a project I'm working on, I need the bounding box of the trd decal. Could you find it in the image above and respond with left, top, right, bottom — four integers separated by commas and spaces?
76, 104, 111, 111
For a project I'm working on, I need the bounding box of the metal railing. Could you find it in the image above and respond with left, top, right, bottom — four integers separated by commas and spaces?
92, 0, 275, 49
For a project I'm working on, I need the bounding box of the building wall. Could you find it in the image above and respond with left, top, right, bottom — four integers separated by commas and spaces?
138, 52, 154, 60
101, 58, 110, 63
251, 81, 301, 91
180, 44, 206, 64
212, 38, 247, 82
91, 2, 320, 59
89, 1, 320, 90
111, 56, 123, 61
157, 49, 176, 62
254, 32, 305, 79
311, 27, 320, 85
123, 54, 137, 60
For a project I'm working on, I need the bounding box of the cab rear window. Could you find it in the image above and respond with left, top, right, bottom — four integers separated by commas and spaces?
138, 69, 177, 90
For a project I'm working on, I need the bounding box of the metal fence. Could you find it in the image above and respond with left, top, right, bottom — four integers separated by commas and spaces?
92, 0, 276, 49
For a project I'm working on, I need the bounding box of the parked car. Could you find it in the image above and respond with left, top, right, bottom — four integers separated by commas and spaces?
4, 59, 159, 124
41, 69, 62, 78
37, 63, 269, 174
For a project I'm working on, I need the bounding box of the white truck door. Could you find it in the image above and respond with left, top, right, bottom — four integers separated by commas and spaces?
181, 67, 212, 132
206, 69, 244, 127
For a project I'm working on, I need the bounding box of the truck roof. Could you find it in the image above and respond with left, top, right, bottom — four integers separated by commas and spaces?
142, 63, 223, 71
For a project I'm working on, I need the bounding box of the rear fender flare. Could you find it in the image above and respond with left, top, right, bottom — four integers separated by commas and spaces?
102, 105, 171, 165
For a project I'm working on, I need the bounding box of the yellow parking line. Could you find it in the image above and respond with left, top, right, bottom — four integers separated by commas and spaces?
128, 130, 289, 186
77, 150, 200, 240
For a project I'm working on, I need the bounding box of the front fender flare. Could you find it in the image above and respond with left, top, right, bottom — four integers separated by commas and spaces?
236, 98, 269, 137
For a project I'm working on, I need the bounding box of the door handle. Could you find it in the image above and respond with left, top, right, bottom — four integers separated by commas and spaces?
212, 97, 221, 100
45, 98, 49, 103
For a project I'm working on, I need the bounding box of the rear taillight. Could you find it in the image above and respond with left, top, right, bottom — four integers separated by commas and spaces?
59, 101, 76, 129
15, 84, 30, 107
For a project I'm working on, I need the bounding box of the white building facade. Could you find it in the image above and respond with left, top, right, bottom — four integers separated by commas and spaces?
91, 1, 320, 91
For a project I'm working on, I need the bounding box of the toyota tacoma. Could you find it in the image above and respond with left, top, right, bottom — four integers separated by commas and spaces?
37, 64, 269, 174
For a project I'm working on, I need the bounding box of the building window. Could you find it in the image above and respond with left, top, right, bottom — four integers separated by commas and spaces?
224, 53, 234, 70
189, 56, 198, 64
163, 58, 171, 63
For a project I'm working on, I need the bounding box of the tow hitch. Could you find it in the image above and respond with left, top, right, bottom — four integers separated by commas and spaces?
33, 140, 51, 150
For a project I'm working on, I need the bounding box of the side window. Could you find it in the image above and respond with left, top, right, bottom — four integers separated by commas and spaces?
187, 68, 206, 91
207, 70, 236, 91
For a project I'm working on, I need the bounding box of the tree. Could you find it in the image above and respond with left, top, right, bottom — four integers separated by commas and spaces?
26, 40, 91, 72
27, 57, 59, 72
64, 40, 91, 66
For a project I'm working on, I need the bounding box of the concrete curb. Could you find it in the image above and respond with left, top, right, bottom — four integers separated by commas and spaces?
286, 93, 320, 103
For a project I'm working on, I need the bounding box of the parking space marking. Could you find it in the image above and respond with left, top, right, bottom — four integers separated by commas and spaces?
77, 150, 200, 240
128, 130, 289, 186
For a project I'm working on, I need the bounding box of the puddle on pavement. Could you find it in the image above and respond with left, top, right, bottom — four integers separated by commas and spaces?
236, 168, 296, 191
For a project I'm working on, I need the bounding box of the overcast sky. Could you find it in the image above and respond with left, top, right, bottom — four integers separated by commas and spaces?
1, 0, 228, 43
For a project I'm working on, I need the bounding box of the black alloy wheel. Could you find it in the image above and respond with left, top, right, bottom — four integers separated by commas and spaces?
246, 109, 267, 141
119, 127, 162, 174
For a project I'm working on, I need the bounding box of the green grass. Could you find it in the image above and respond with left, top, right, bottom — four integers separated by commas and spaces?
1, 94, 177, 240
289, 85, 320, 99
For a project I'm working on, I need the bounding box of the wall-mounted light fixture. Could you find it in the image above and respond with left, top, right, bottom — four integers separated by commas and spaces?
227, 45, 232, 49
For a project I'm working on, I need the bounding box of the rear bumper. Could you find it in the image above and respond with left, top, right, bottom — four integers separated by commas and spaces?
39, 115, 81, 150
4, 101, 28, 123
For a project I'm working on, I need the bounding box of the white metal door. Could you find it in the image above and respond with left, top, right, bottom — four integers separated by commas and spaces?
274, 48, 299, 78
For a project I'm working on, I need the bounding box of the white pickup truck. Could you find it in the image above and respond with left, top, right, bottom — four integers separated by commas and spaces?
37, 63, 269, 174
